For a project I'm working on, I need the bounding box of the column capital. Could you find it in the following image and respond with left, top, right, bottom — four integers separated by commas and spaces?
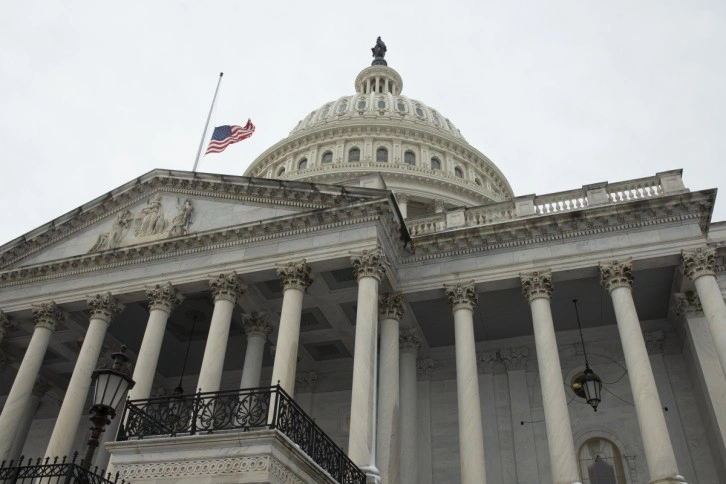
444, 281, 478, 311
434, 199, 446, 212
295, 371, 318, 392
379, 292, 405, 321
276, 260, 313, 291
399, 328, 422, 354
209, 272, 246, 303
395, 192, 410, 204
146, 282, 182, 313
241, 312, 273, 338
681, 247, 716, 280
416, 357, 434, 380
86, 292, 124, 324
31, 302, 64, 331
520, 270, 553, 301
644, 330, 665, 355
599, 258, 634, 292
477, 350, 498, 374
350, 247, 387, 282
501, 346, 529, 371
673, 291, 703, 317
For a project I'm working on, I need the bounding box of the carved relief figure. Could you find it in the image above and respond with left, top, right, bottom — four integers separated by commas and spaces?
135, 194, 167, 236
89, 209, 133, 252
168, 198, 194, 237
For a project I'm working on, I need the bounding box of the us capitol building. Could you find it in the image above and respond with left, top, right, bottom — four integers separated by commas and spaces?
0, 41, 725, 484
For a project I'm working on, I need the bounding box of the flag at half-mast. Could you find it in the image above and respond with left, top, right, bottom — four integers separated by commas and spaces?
205, 119, 255, 154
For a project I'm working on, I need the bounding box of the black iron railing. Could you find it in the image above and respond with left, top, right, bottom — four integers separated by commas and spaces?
0, 452, 125, 483
118, 385, 365, 484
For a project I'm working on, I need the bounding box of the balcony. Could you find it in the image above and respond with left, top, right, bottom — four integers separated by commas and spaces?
111, 385, 365, 484
0, 453, 125, 483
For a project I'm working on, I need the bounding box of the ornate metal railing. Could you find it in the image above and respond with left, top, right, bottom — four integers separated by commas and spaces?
117, 385, 365, 484
0, 452, 125, 483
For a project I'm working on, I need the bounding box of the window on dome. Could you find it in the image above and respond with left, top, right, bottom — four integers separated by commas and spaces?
320, 105, 331, 118
454, 167, 463, 178
298, 158, 308, 170
277, 167, 286, 176
377, 98, 386, 110
431, 157, 441, 170
357, 99, 367, 110
377, 148, 388, 163
475, 177, 482, 186
404, 151, 415, 165
396, 100, 407, 112
432, 113, 441, 127
338, 102, 349, 114
348, 148, 360, 162
322, 151, 333, 163
415, 105, 425, 118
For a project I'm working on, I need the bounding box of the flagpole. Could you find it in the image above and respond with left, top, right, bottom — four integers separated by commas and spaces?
192, 72, 224, 173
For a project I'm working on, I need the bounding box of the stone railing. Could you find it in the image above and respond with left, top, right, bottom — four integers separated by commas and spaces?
406, 170, 685, 235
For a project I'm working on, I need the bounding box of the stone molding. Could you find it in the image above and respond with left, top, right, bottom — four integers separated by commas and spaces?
276, 260, 313, 291
599, 258, 634, 292
210, 272, 246, 303
500, 347, 529, 371
673, 291, 703, 317
86, 292, 123, 324
399, 328, 421, 353
242, 312, 273, 338
116, 456, 303, 483
681, 247, 716, 280
350, 247, 387, 281
146, 282, 182, 313
295, 371, 318, 392
31, 301, 64, 331
417, 357, 434, 380
644, 330, 665, 355
520, 270, 553, 301
379, 292, 405, 321
444, 280, 478, 311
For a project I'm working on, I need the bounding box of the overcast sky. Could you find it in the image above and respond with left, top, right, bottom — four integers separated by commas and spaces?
1, 1, 724, 247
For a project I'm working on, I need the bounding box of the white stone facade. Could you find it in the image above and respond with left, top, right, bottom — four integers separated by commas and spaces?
0, 52, 725, 484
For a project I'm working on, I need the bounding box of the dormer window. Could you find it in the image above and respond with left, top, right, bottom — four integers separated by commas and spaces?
431, 157, 441, 170
348, 148, 360, 162
454, 167, 463, 178
322, 151, 333, 163
404, 151, 415, 165
377, 148, 388, 162
277, 167, 286, 176
298, 158, 308, 170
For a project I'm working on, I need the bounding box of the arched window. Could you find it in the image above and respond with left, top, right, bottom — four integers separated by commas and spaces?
454, 167, 463, 178
404, 151, 415, 165
431, 157, 441, 170
578, 438, 626, 484
322, 151, 333, 163
348, 148, 360, 162
376, 148, 388, 162
298, 158, 308, 170
277, 167, 286, 176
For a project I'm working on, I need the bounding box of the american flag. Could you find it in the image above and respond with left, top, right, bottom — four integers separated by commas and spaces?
205, 119, 255, 154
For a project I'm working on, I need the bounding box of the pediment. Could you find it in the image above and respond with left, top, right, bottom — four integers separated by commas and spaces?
0, 170, 392, 271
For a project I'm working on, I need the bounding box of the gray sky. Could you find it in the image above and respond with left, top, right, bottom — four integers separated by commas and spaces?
1, 1, 724, 247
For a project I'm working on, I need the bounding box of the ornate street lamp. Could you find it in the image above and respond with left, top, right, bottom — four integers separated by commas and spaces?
572, 299, 603, 412
83, 345, 135, 469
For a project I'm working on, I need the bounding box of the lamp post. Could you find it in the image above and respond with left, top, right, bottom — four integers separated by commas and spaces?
83, 345, 135, 469
572, 299, 603, 411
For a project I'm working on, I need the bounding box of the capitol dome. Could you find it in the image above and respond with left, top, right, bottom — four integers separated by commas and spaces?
244, 47, 514, 218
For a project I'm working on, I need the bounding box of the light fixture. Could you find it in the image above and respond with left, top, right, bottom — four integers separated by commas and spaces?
572, 299, 602, 412
83, 345, 135, 468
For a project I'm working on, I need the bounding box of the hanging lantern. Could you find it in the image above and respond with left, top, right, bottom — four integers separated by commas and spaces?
572, 299, 603, 412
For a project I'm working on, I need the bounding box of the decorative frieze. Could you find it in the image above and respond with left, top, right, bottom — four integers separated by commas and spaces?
276, 260, 313, 291
477, 350, 498, 374
242, 312, 273, 338
350, 247, 387, 281
644, 330, 665, 355
673, 291, 703, 317
599, 259, 634, 292
86, 292, 124, 323
210, 272, 246, 303
520, 270, 553, 301
681, 247, 716, 280
400, 328, 422, 353
31, 301, 64, 331
444, 281, 478, 311
417, 357, 434, 380
146, 282, 182, 313
379, 292, 405, 321
501, 346, 529, 371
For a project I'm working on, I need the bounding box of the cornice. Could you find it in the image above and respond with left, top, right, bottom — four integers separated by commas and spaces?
0, 198, 400, 288
403, 189, 715, 263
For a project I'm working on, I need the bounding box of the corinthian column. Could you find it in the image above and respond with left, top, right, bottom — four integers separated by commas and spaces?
682, 247, 726, 378
128, 282, 182, 401
239, 312, 273, 389
348, 248, 387, 482
270, 260, 313, 395
520, 271, 580, 484
196, 272, 246, 394
444, 281, 487, 484
9, 378, 51, 461
0, 302, 64, 462
399, 328, 422, 484
377, 292, 405, 484
45, 293, 123, 459
600, 259, 686, 484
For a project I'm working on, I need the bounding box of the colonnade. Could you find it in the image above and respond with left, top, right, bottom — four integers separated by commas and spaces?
0, 246, 725, 484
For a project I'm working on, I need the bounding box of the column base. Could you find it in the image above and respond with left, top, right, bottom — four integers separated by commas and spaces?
360, 466, 381, 484
649, 475, 687, 484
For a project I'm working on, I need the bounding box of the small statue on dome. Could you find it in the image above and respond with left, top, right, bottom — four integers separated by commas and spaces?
371, 36, 387, 66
